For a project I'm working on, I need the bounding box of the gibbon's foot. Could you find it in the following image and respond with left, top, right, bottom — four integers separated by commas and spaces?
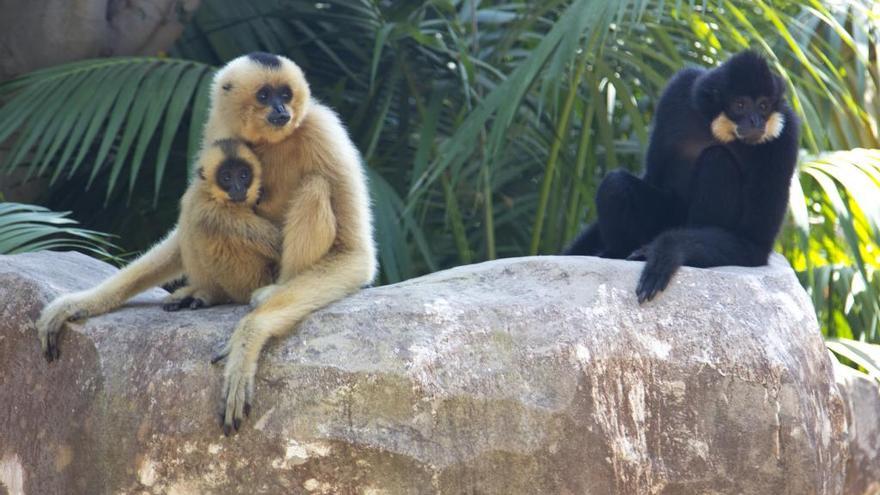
249, 284, 280, 308
162, 296, 207, 312
635, 258, 677, 304
627, 247, 648, 261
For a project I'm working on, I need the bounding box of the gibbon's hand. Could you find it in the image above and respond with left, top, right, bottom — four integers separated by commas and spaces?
634, 246, 680, 304
37, 293, 89, 362
212, 319, 257, 436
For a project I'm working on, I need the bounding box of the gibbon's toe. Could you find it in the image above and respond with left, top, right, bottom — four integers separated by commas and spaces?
162, 296, 194, 312
627, 247, 648, 261
188, 298, 206, 310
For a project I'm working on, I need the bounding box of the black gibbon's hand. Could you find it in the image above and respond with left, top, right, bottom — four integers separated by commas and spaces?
636, 259, 678, 304
633, 243, 681, 304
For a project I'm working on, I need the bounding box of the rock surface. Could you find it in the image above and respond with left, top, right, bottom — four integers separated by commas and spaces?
0, 0, 200, 80
836, 363, 880, 495
0, 251, 875, 494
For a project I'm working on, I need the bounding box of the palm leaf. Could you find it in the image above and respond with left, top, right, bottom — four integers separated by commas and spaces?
0, 202, 117, 258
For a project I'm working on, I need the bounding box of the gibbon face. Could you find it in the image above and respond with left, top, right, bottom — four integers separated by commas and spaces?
210, 52, 312, 144
198, 139, 263, 205
699, 51, 787, 145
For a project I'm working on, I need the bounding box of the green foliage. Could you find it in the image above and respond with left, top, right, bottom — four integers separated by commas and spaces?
0, 202, 116, 257
1, 0, 880, 357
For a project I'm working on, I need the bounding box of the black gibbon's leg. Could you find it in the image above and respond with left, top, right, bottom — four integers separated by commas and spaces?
595, 170, 679, 259
687, 146, 742, 230
635, 227, 768, 303
563, 223, 604, 256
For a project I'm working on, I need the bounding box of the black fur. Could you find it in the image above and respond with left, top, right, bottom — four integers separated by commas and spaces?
564, 51, 800, 302
247, 51, 281, 69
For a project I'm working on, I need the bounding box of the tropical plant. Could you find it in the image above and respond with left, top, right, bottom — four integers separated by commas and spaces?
1, 0, 880, 358
0, 201, 116, 257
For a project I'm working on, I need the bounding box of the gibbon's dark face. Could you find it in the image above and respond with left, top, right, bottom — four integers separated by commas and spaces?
256, 83, 293, 127
701, 51, 787, 145
215, 159, 254, 203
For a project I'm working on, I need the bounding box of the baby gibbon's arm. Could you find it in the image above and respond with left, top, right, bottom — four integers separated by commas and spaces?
38, 230, 184, 360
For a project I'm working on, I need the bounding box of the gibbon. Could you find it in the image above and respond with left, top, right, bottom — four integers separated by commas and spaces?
164, 138, 280, 311
564, 51, 799, 303
36, 52, 377, 435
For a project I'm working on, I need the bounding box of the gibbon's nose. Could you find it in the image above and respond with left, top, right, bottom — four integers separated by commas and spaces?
737, 126, 764, 143
268, 104, 291, 127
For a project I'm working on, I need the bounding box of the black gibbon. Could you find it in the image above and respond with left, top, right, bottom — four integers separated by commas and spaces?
163, 138, 280, 312
565, 51, 799, 303
36, 52, 377, 435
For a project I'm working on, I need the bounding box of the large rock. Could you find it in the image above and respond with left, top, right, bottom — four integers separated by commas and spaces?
0, 0, 200, 80
0, 251, 874, 494
836, 363, 880, 495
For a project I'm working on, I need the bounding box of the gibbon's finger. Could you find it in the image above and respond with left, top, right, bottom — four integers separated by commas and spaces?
244, 377, 254, 418
210, 341, 232, 364
188, 298, 206, 310
222, 372, 245, 436
45, 331, 60, 362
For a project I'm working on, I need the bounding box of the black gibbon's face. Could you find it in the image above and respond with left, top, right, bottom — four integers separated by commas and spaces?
215, 159, 253, 203
723, 95, 777, 144
702, 51, 787, 146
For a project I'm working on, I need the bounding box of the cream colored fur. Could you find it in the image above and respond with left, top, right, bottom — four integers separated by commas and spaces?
173, 139, 280, 307
36, 54, 377, 433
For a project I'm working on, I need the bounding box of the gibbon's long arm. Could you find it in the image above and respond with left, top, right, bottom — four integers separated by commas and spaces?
631, 227, 768, 303
278, 174, 336, 282
38, 230, 184, 360
214, 251, 373, 433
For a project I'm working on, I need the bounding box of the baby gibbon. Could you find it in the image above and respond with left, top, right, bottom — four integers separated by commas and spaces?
165, 138, 280, 311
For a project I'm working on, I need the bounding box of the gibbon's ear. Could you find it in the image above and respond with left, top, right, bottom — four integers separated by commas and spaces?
198, 167, 206, 180
256, 186, 265, 205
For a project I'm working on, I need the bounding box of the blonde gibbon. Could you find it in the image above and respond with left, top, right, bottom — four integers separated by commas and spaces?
164, 138, 281, 311
36, 52, 377, 435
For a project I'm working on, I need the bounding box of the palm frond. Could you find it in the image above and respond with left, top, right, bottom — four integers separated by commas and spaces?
0, 58, 215, 203
0, 202, 117, 258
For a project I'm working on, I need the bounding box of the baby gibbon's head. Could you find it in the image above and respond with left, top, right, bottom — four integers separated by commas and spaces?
210, 52, 311, 144
197, 139, 263, 206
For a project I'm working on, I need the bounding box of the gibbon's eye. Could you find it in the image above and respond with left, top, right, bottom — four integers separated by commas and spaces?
279, 85, 292, 102
240, 171, 250, 180
222, 173, 232, 183
758, 100, 769, 112
735, 100, 745, 111
256, 86, 270, 104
